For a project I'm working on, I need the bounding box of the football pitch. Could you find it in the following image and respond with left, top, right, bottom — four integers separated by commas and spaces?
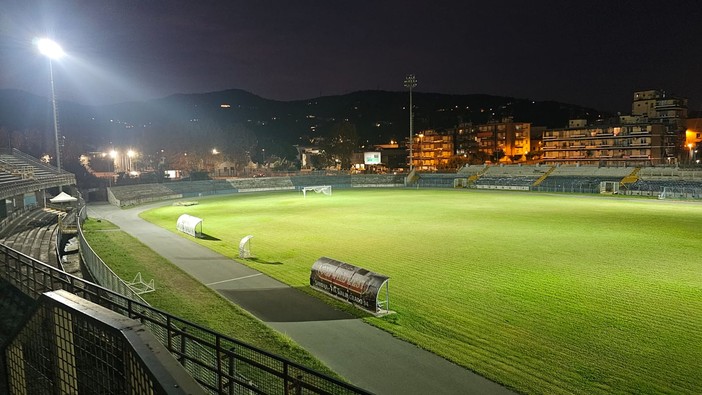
141, 189, 702, 394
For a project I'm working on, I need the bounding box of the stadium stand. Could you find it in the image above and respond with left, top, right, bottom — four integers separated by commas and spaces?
0, 149, 75, 203
351, 174, 404, 187
0, 150, 61, 179
618, 167, 702, 198
474, 165, 552, 190
0, 208, 60, 269
456, 164, 488, 177
107, 183, 181, 206
230, 177, 295, 192
291, 174, 353, 189
162, 179, 239, 196
532, 165, 632, 193
415, 173, 462, 188
106, 165, 702, 207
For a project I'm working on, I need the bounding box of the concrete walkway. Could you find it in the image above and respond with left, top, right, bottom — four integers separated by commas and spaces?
87, 202, 516, 395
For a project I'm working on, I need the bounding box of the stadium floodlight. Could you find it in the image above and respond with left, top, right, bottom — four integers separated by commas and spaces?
404, 74, 417, 171
37, 38, 65, 190
37, 38, 65, 59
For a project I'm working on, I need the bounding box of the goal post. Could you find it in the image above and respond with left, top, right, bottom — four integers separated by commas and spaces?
658, 187, 668, 200
599, 181, 619, 194
302, 185, 332, 198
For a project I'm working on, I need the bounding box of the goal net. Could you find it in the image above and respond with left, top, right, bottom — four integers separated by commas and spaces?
658, 187, 668, 200
599, 181, 619, 194
302, 185, 332, 198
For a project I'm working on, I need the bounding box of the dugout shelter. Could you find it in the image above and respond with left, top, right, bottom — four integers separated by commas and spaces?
310, 256, 390, 315
176, 214, 203, 237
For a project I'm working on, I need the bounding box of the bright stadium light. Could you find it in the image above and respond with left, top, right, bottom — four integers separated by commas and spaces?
37, 38, 65, 190
37, 38, 65, 59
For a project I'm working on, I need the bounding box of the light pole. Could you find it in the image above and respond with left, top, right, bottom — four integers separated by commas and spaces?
127, 149, 135, 172
404, 74, 417, 171
38, 39, 65, 191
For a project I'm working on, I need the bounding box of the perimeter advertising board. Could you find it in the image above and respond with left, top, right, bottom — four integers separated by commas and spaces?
310, 257, 389, 313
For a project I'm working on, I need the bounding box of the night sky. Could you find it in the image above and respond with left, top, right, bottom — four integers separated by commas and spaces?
1, 1, 701, 113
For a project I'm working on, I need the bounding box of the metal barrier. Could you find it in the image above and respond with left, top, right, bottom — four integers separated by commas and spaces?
77, 216, 147, 304
0, 238, 370, 394
2, 290, 204, 395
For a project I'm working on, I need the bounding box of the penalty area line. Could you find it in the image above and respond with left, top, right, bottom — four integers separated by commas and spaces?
206, 273, 262, 286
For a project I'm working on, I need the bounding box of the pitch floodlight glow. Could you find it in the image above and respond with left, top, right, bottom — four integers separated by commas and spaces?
37, 38, 66, 189
37, 38, 65, 59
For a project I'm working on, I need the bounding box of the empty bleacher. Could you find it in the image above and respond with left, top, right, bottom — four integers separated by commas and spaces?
0, 208, 60, 268
107, 183, 181, 206
533, 166, 632, 193
0, 151, 58, 179
228, 177, 295, 192
637, 167, 702, 180
626, 178, 702, 198
457, 165, 488, 177
351, 174, 404, 187
163, 179, 237, 196
291, 174, 353, 189
415, 173, 461, 188
474, 165, 552, 190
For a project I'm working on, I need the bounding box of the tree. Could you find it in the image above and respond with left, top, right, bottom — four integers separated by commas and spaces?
320, 121, 359, 169
446, 155, 470, 169
491, 149, 505, 163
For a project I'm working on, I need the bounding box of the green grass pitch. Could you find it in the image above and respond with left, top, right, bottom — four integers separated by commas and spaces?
141, 189, 702, 395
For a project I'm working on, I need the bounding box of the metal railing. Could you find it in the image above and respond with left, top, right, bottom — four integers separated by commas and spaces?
0, 240, 370, 395
2, 290, 204, 395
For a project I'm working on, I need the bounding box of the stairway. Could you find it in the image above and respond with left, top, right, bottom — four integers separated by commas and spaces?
531, 166, 556, 187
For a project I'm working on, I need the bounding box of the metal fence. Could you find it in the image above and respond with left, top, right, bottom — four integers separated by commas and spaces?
77, 214, 147, 304
0, 243, 371, 395
2, 290, 203, 395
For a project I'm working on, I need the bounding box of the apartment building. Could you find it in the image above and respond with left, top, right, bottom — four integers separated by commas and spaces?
411, 130, 453, 171
475, 118, 531, 163
632, 90, 688, 159
542, 122, 667, 166
632, 90, 688, 126
540, 91, 688, 166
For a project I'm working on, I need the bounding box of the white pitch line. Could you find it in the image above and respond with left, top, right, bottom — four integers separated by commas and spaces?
206, 273, 262, 286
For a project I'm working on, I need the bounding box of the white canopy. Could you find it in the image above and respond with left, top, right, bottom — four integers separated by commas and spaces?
176, 214, 203, 237
50, 191, 77, 203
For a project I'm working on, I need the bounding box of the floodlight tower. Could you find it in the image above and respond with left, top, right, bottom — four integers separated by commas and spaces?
37, 38, 65, 181
404, 74, 417, 170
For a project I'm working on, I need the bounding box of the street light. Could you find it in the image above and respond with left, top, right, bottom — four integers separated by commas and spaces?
37, 38, 65, 189
404, 74, 417, 171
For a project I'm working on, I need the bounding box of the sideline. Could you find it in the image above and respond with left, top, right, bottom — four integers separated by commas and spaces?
206, 273, 262, 286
